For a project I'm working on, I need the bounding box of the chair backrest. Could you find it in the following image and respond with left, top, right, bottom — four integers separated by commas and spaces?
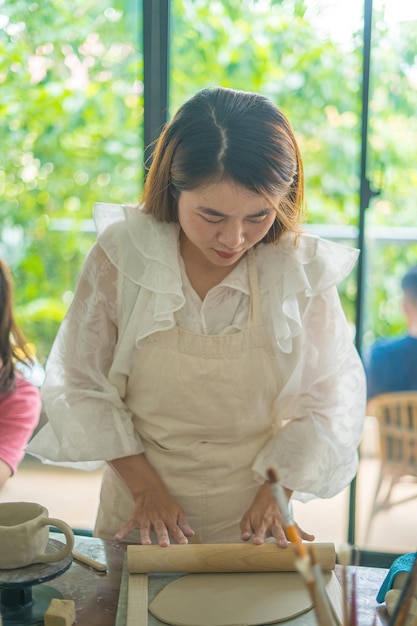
366, 392, 417, 473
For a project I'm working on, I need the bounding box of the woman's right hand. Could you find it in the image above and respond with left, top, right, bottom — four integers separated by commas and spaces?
114, 483, 195, 546
109, 453, 195, 546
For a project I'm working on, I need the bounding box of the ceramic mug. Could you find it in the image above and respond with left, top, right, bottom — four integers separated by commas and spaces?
0, 501, 74, 570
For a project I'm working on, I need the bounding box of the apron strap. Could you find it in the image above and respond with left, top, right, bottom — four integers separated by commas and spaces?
247, 248, 263, 328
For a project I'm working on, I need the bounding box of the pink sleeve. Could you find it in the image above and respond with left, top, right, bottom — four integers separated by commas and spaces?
0, 373, 41, 473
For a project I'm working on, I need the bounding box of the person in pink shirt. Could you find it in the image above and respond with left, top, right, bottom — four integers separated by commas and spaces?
0, 259, 41, 489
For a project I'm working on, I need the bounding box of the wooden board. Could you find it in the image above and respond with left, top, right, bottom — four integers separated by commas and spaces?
127, 574, 148, 626
119, 567, 343, 626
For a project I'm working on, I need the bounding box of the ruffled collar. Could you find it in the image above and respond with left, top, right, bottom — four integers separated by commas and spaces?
94, 202, 180, 282
255, 235, 358, 351
93, 203, 359, 351
255, 232, 358, 295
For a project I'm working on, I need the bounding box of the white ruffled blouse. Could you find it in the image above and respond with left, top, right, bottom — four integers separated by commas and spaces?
27, 203, 366, 502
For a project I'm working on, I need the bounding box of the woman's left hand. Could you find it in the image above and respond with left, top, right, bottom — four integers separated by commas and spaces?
239, 482, 315, 546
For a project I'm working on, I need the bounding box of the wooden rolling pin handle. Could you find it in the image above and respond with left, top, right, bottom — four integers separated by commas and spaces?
127, 542, 336, 574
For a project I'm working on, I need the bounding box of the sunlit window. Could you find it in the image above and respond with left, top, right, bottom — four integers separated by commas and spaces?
1, 1, 416, 560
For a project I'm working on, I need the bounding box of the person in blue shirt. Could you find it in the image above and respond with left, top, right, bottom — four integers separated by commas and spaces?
365, 265, 417, 399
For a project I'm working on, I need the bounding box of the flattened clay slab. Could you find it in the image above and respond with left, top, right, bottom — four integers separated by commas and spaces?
149, 571, 313, 626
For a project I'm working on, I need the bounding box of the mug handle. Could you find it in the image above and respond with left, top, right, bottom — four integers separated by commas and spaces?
37, 518, 75, 563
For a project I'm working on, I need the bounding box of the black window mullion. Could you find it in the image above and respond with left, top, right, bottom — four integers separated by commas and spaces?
143, 0, 170, 172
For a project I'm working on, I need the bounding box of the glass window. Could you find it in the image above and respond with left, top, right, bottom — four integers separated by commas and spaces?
1, 0, 143, 364
0, 0, 143, 531
170, 0, 417, 557
171, 0, 363, 550
357, 1, 417, 555
3, 0, 417, 558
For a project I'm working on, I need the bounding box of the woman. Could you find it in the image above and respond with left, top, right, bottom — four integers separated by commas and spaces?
28, 87, 366, 546
0, 260, 41, 489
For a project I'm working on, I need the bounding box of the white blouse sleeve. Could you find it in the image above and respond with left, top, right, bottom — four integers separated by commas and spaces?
253, 285, 366, 502
27, 242, 144, 464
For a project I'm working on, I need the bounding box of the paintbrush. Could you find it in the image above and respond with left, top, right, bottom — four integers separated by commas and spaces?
266, 467, 337, 626
309, 544, 340, 626
266, 468, 313, 592
266, 467, 307, 559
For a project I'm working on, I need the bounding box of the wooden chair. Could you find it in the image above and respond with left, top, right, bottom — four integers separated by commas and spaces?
365, 392, 417, 541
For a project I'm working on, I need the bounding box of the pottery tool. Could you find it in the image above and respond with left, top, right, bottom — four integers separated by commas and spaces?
389, 552, 417, 626
266, 468, 341, 626
340, 543, 361, 626
72, 549, 107, 572
125, 543, 339, 626
337, 544, 361, 626
127, 541, 336, 574
266, 468, 318, 612
338, 543, 352, 626
309, 544, 341, 626
265, 468, 316, 607
266, 467, 307, 558
294, 547, 327, 626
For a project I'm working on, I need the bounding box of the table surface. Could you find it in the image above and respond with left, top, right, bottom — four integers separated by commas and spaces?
27, 534, 391, 626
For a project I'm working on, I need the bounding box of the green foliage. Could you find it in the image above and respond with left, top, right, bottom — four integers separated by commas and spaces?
1, 0, 417, 362
0, 0, 142, 362
170, 0, 362, 227
170, 0, 417, 341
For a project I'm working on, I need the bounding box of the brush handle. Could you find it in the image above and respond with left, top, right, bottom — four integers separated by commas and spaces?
127, 542, 336, 574
286, 526, 308, 558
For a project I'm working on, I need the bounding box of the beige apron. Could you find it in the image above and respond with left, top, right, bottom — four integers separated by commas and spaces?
94, 249, 282, 543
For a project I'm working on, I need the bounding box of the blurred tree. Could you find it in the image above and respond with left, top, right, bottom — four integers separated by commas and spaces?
0, 0, 143, 361
170, 0, 417, 338
1, 0, 416, 361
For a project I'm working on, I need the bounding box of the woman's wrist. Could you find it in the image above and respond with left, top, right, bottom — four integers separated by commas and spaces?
109, 453, 164, 499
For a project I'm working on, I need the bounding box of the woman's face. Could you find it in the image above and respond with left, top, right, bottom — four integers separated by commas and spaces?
178, 180, 278, 270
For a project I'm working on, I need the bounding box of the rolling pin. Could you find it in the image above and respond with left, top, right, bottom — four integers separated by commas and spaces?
127, 542, 336, 574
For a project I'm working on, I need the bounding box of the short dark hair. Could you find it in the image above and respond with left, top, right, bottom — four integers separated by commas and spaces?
141, 87, 305, 244
401, 265, 417, 301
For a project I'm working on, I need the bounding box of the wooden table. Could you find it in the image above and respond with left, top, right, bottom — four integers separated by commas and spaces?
40, 534, 390, 626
